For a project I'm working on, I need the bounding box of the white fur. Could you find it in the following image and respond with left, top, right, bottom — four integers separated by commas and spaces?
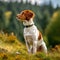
23, 18, 47, 54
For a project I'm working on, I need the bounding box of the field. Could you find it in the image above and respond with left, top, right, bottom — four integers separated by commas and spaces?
0, 32, 60, 60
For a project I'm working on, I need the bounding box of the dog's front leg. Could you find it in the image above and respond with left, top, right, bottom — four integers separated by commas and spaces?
33, 41, 37, 54
25, 41, 31, 53
24, 36, 31, 53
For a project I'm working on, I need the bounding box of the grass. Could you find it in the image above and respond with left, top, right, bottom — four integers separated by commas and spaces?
0, 32, 60, 60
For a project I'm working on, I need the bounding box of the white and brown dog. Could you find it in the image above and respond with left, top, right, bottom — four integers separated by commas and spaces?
16, 10, 47, 54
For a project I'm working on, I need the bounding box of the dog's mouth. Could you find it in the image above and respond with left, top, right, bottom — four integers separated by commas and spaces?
16, 16, 20, 21
16, 14, 20, 20
16, 14, 24, 22
16, 11, 26, 20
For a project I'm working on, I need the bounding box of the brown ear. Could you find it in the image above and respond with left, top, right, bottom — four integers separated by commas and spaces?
29, 12, 34, 18
26, 12, 33, 20
23, 10, 35, 21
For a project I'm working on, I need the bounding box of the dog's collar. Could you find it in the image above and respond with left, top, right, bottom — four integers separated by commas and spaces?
24, 24, 34, 28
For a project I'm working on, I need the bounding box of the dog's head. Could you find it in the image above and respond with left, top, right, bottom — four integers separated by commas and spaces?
16, 10, 35, 21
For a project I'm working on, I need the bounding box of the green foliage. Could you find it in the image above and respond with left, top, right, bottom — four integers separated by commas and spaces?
0, 1, 56, 42
45, 10, 60, 47
43, 36, 49, 48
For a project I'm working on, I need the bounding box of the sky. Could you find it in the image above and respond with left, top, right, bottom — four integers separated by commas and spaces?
29, 0, 60, 8
4, 0, 60, 8
51, 0, 60, 8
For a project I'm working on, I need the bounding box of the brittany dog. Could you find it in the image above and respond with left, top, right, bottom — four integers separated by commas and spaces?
16, 10, 47, 54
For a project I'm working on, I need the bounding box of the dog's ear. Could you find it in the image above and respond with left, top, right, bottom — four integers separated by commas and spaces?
28, 12, 34, 18
24, 10, 35, 21
26, 12, 33, 20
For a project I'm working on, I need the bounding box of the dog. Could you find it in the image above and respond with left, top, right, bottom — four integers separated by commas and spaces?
16, 10, 47, 54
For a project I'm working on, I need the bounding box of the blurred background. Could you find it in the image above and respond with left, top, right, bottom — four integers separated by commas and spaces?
0, 0, 60, 47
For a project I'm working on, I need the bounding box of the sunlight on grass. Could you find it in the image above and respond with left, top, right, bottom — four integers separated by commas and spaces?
0, 32, 60, 60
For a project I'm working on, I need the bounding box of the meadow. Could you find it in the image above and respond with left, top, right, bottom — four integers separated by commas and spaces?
0, 32, 60, 60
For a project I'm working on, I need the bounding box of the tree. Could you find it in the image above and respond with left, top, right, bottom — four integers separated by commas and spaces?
55, 4, 60, 11
40, 10, 50, 32
48, 0, 54, 16
0, 1, 6, 30
45, 10, 60, 47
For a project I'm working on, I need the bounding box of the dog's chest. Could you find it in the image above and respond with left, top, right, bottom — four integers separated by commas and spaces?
24, 25, 38, 37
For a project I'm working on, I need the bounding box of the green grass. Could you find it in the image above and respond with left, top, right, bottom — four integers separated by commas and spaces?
0, 33, 60, 60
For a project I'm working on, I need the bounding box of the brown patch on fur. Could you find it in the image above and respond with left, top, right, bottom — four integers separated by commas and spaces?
37, 45, 43, 52
38, 31, 42, 40
16, 10, 35, 21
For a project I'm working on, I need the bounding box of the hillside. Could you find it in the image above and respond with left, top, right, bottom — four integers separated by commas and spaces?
0, 32, 60, 60
0, 32, 27, 54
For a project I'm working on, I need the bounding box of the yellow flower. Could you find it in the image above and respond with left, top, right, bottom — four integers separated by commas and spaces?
7, 32, 17, 43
